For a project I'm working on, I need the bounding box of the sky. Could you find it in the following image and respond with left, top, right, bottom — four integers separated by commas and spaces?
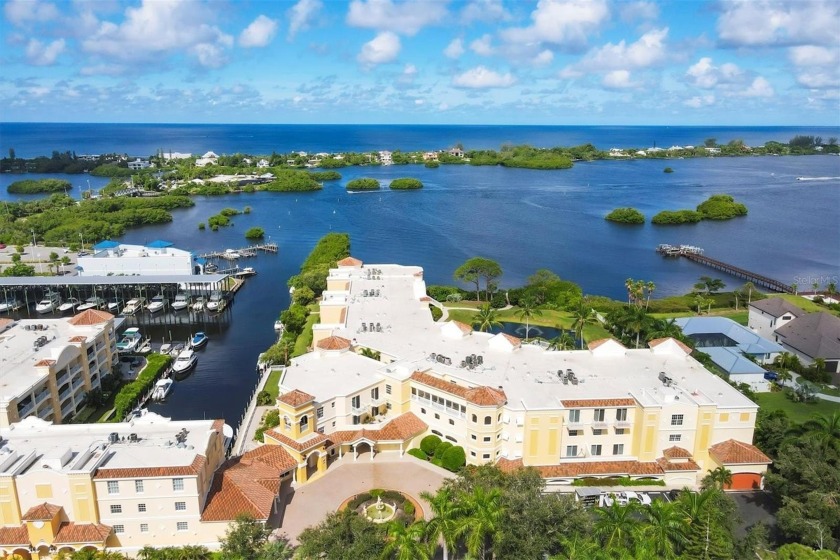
0, 0, 838, 125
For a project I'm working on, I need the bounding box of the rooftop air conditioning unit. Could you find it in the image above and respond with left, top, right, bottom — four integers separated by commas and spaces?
108, 432, 119, 444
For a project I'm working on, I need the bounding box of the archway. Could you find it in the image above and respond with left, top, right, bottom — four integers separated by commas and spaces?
354, 441, 374, 461
305, 451, 321, 480
9, 549, 32, 560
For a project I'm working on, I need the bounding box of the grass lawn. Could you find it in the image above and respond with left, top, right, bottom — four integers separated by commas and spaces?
445, 307, 612, 343
264, 367, 283, 401
442, 300, 484, 309
765, 293, 839, 315
755, 391, 840, 424
293, 313, 319, 358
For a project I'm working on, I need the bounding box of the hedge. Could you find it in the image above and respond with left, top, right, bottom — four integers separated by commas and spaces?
434, 441, 453, 458
112, 353, 172, 421
346, 178, 380, 191
420, 435, 442, 455
441, 446, 466, 472
572, 476, 666, 487
407, 448, 427, 460
389, 177, 423, 190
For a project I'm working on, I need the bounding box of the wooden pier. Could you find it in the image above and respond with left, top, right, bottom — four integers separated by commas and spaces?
656, 244, 794, 293
198, 242, 278, 260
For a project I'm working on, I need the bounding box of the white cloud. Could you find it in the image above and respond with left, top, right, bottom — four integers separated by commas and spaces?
239, 15, 278, 48
501, 0, 609, 49
4, 0, 59, 26
461, 0, 510, 23
470, 34, 494, 56
347, 0, 447, 36
403, 63, 417, 76
741, 76, 774, 97
444, 38, 464, 58
452, 66, 516, 88
684, 94, 715, 108
25, 38, 65, 65
561, 27, 669, 76
357, 31, 401, 66
602, 70, 637, 89
533, 49, 554, 66
288, 0, 322, 40
788, 46, 840, 89
685, 57, 745, 89
619, 1, 659, 22
717, 0, 839, 47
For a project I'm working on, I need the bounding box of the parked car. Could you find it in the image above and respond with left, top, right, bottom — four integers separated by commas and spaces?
763, 371, 778, 381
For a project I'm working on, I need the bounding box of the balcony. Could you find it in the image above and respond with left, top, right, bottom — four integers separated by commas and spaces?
615, 420, 632, 429
35, 390, 51, 405
411, 395, 465, 419
59, 389, 72, 402
71, 378, 85, 392
350, 403, 366, 414
56, 373, 70, 387
592, 420, 609, 430
17, 402, 34, 418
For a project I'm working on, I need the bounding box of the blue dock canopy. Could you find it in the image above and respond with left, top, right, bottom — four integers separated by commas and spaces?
93, 240, 120, 250
146, 240, 173, 248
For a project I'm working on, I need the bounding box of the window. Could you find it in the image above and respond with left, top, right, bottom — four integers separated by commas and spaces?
782, 315, 792, 320
671, 414, 684, 426
110, 505, 122, 514
316, 407, 324, 418
593, 429, 605, 435
566, 445, 578, 457
446, 435, 457, 443
137, 504, 147, 513
318, 427, 325, 434
351, 395, 360, 409
613, 444, 624, 455
113, 524, 125, 534
569, 410, 580, 423
470, 451, 476, 457
385, 384, 392, 395
591, 444, 602, 456
669, 434, 682, 442
135, 480, 144, 493
283, 416, 291, 429
484, 416, 491, 425
615, 428, 626, 435
568, 429, 581, 436
615, 408, 627, 421
300, 415, 309, 430
352, 415, 360, 425
432, 430, 443, 436
593, 409, 605, 422
172, 478, 184, 491
107, 481, 119, 495
331, 401, 335, 408
175, 501, 186, 511
371, 387, 379, 400
471, 414, 477, 423
483, 436, 491, 442
449, 419, 455, 425
140, 523, 149, 533
471, 434, 477, 440
482, 453, 490, 459
420, 408, 426, 415
176, 521, 188, 532
434, 413, 440, 420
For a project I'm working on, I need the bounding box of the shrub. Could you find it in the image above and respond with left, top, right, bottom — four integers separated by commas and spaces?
256, 390, 273, 405
403, 501, 415, 515
245, 227, 265, 240
346, 178, 380, 191
420, 435, 442, 456
434, 441, 453, 458
431, 457, 443, 467
605, 207, 645, 224
424, 161, 439, 168
651, 209, 703, 224
198, 222, 205, 230
369, 489, 384, 499
389, 177, 423, 190
696, 194, 748, 220
112, 354, 172, 421
261, 169, 321, 192
429, 305, 442, 321
441, 446, 466, 472
243, 206, 252, 214
407, 448, 427, 460
220, 207, 241, 216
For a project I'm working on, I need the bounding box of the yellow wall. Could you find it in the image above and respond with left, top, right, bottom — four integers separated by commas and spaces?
693, 405, 716, 464
68, 474, 98, 524
0, 477, 22, 526
635, 408, 661, 461
319, 306, 347, 325
327, 279, 350, 291
522, 411, 562, 466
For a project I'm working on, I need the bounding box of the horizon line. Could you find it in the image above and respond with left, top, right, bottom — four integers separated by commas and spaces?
2, 121, 838, 128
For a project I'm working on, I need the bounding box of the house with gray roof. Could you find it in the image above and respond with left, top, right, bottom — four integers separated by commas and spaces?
748, 298, 805, 340
774, 312, 840, 382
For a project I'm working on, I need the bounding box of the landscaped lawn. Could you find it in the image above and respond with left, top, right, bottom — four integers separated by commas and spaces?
755, 391, 840, 424
264, 367, 283, 401
293, 313, 319, 357
766, 293, 839, 315
445, 307, 612, 343
650, 309, 749, 325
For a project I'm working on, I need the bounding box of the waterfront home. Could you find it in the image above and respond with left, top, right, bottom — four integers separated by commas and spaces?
448, 147, 465, 158
748, 298, 804, 340
127, 158, 151, 170
774, 312, 840, 382
378, 151, 393, 165
608, 148, 629, 158
423, 151, 439, 161
195, 151, 219, 167
162, 151, 192, 161
257, 158, 270, 168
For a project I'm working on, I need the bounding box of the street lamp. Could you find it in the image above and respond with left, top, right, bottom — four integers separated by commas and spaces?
31, 229, 42, 274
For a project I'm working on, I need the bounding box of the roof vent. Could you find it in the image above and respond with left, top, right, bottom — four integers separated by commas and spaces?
108, 432, 119, 444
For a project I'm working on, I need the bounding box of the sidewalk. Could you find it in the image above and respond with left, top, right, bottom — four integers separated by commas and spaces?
790, 372, 840, 403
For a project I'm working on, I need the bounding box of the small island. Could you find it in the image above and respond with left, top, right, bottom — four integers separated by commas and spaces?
389, 177, 423, 190
346, 178, 380, 191
653, 194, 747, 225
605, 207, 645, 224
7, 178, 70, 194
309, 171, 342, 181
664, 167, 674, 173
652, 210, 702, 224
245, 226, 265, 240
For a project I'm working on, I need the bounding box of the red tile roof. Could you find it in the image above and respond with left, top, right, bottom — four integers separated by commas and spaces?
0, 526, 28, 546
68, 309, 114, 326
264, 430, 329, 453
500, 333, 521, 346
648, 337, 693, 355
587, 338, 613, 350
465, 386, 507, 406
316, 336, 352, 351
94, 454, 206, 479
662, 446, 693, 459
277, 389, 315, 407
337, 256, 363, 267
452, 321, 473, 334
53, 522, 112, 544
656, 457, 701, 472
22, 502, 62, 521
709, 439, 772, 465
34, 359, 56, 367
69, 335, 88, 343
497, 458, 665, 478
561, 398, 636, 408
328, 412, 427, 444
410, 371, 505, 407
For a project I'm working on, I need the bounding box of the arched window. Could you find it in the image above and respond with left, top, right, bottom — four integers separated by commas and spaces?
283, 416, 291, 429
300, 415, 309, 430
471, 414, 477, 423
484, 416, 492, 425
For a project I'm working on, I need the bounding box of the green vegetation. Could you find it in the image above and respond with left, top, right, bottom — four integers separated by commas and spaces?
91, 163, 134, 177
652, 209, 703, 224
468, 144, 575, 169
261, 169, 321, 192
572, 476, 666, 487
207, 213, 230, 229
389, 177, 423, 190
454, 257, 503, 302
346, 177, 380, 191
754, 391, 839, 424
309, 170, 342, 181
697, 194, 748, 220
7, 178, 70, 194
408, 436, 466, 472
244, 227, 265, 240
664, 167, 674, 173
605, 207, 645, 224
254, 409, 280, 442
424, 160, 440, 168
220, 207, 240, 216
112, 354, 172, 422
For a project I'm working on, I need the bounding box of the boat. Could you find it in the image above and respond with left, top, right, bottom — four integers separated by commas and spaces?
116, 328, 143, 353
0, 298, 22, 313
223, 249, 241, 259
160, 342, 173, 355
151, 378, 174, 401
171, 293, 190, 311
233, 267, 256, 277
206, 292, 224, 312
77, 296, 104, 311
35, 293, 61, 314
106, 300, 120, 312
146, 294, 167, 313
190, 331, 209, 349
274, 320, 284, 332
58, 297, 81, 313
172, 348, 198, 374
191, 297, 206, 311
204, 263, 218, 273
121, 297, 145, 315
138, 339, 152, 354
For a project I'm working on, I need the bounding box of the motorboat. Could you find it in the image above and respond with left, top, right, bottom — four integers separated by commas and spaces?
206, 292, 224, 312
204, 263, 218, 273
172, 348, 198, 374
106, 300, 120, 312
0, 298, 22, 313
223, 249, 241, 259
58, 297, 81, 313
116, 328, 143, 353
274, 320, 284, 332
151, 378, 174, 401
138, 339, 152, 354
77, 296, 104, 311
190, 331, 209, 349
191, 296, 206, 311
35, 293, 61, 314
171, 293, 190, 311
233, 267, 256, 277
121, 297, 145, 315
146, 294, 167, 313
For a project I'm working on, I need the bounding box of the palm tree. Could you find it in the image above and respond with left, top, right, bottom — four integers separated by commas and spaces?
624, 306, 652, 349
571, 298, 595, 349
472, 303, 502, 333
706, 466, 733, 490
828, 281, 837, 300
812, 281, 820, 294
804, 411, 840, 451
594, 501, 640, 551
516, 298, 542, 340
640, 500, 686, 559
645, 281, 656, 309
549, 330, 577, 351
773, 352, 801, 374
554, 534, 601, 559
625, 278, 634, 305
454, 486, 503, 560
421, 488, 459, 560
647, 318, 685, 342
742, 281, 755, 305
382, 520, 434, 560
360, 347, 382, 361
776, 369, 792, 387
791, 282, 798, 295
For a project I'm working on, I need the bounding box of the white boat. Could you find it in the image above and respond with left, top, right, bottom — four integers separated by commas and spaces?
77, 296, 104, 311
190, 332, 209, 349
58, 297, 81, 313
191, 297, 206, 311
224, 249, 241, 259
151, 378, 173, 401
121, 297, 145, 315
116, 328, 143, 353
233, 267, 256, 277
138, 339, 152, 354
35, 293, 61, 314
146, 294, 167, 313
171, 293, 190, 311
206, 292, 224, 312
106, 300, 120, 312
0, 298, 22, 313
172, 348, 198, 374
274, 320, 284, 332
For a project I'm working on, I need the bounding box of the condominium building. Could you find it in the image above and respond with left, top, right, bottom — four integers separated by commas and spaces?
265, 258, 770, 490
77, 241, 205, 277
0, 311, 118, 428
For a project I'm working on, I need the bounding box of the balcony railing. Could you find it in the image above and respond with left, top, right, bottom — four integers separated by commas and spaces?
56, 373, 70, 387
411, 395, 466, 419
17, 403, 34, 417
59, 389, 72, 402
615, 420, 632, 429
35, 390, 51, 405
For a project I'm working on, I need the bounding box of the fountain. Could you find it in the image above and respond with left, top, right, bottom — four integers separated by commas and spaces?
364, 495, 397, 524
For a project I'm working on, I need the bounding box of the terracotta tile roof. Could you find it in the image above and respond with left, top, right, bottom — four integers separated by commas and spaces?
561, 398, 636, 408
662, 446, 693, 459
656, 457, 701, 472
22, 502, 62, 520
337, 256, 363, 267
328, 412, 427, 444
94, 454, 205, 479
68, 309, 114, 326
212, 418, 226, 433
410, 371, 505, 407
316, 336, 352, 351
648, 337, 693, 355
587, 338, 612, 350
264, 430, 329, 452
0, 318, 14, 330
628, 462, 666, 475
452, 321, 473, 334
69, 335, 88, 343
0, 525, 28, 546
277, 389, 315, 407
498, 458, 665, 478
34, 359, 56, 367
500, 333, 521, 346
420, 296, 431, 302
53, 522, 112, 544
465, 386, 507, 406
709, 439, 772, 465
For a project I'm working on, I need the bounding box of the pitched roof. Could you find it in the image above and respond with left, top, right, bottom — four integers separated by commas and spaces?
648, 337, 693, 355
497, 458, 665, 478
662, 446, 693, 459
561, 398, 636, 408
452, 320, 473, 334
264, 430, 329, 453
68, 308, 114, 326
587, 338, 612, 350
69, 335, 89, 343
0, 525, 28, 546
410, 371, 506, 407
656, 457, 701, 471
201, 446, 297, 522
277, 389, 315, 407
328, 412, 427, 444
316, 336, 352, 351
465, 386, 507, 406
34, 359, 56, 367
500, 333, 521, 346
53, 522, 112, 544
709, 439, 772, 465
337, 256, 363, 267
22, 502, 62, 521
749, 297, 805, 318
775, 312, 840, 360
94, 454, 206, 479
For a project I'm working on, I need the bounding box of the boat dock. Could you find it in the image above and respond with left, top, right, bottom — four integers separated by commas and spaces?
198, 242, 278, 260
656, 245, 794, 293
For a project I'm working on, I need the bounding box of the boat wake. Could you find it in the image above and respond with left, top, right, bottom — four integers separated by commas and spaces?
796, 176, 840, 181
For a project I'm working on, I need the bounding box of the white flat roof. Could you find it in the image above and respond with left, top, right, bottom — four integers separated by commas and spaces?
85, 243, 192, 260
